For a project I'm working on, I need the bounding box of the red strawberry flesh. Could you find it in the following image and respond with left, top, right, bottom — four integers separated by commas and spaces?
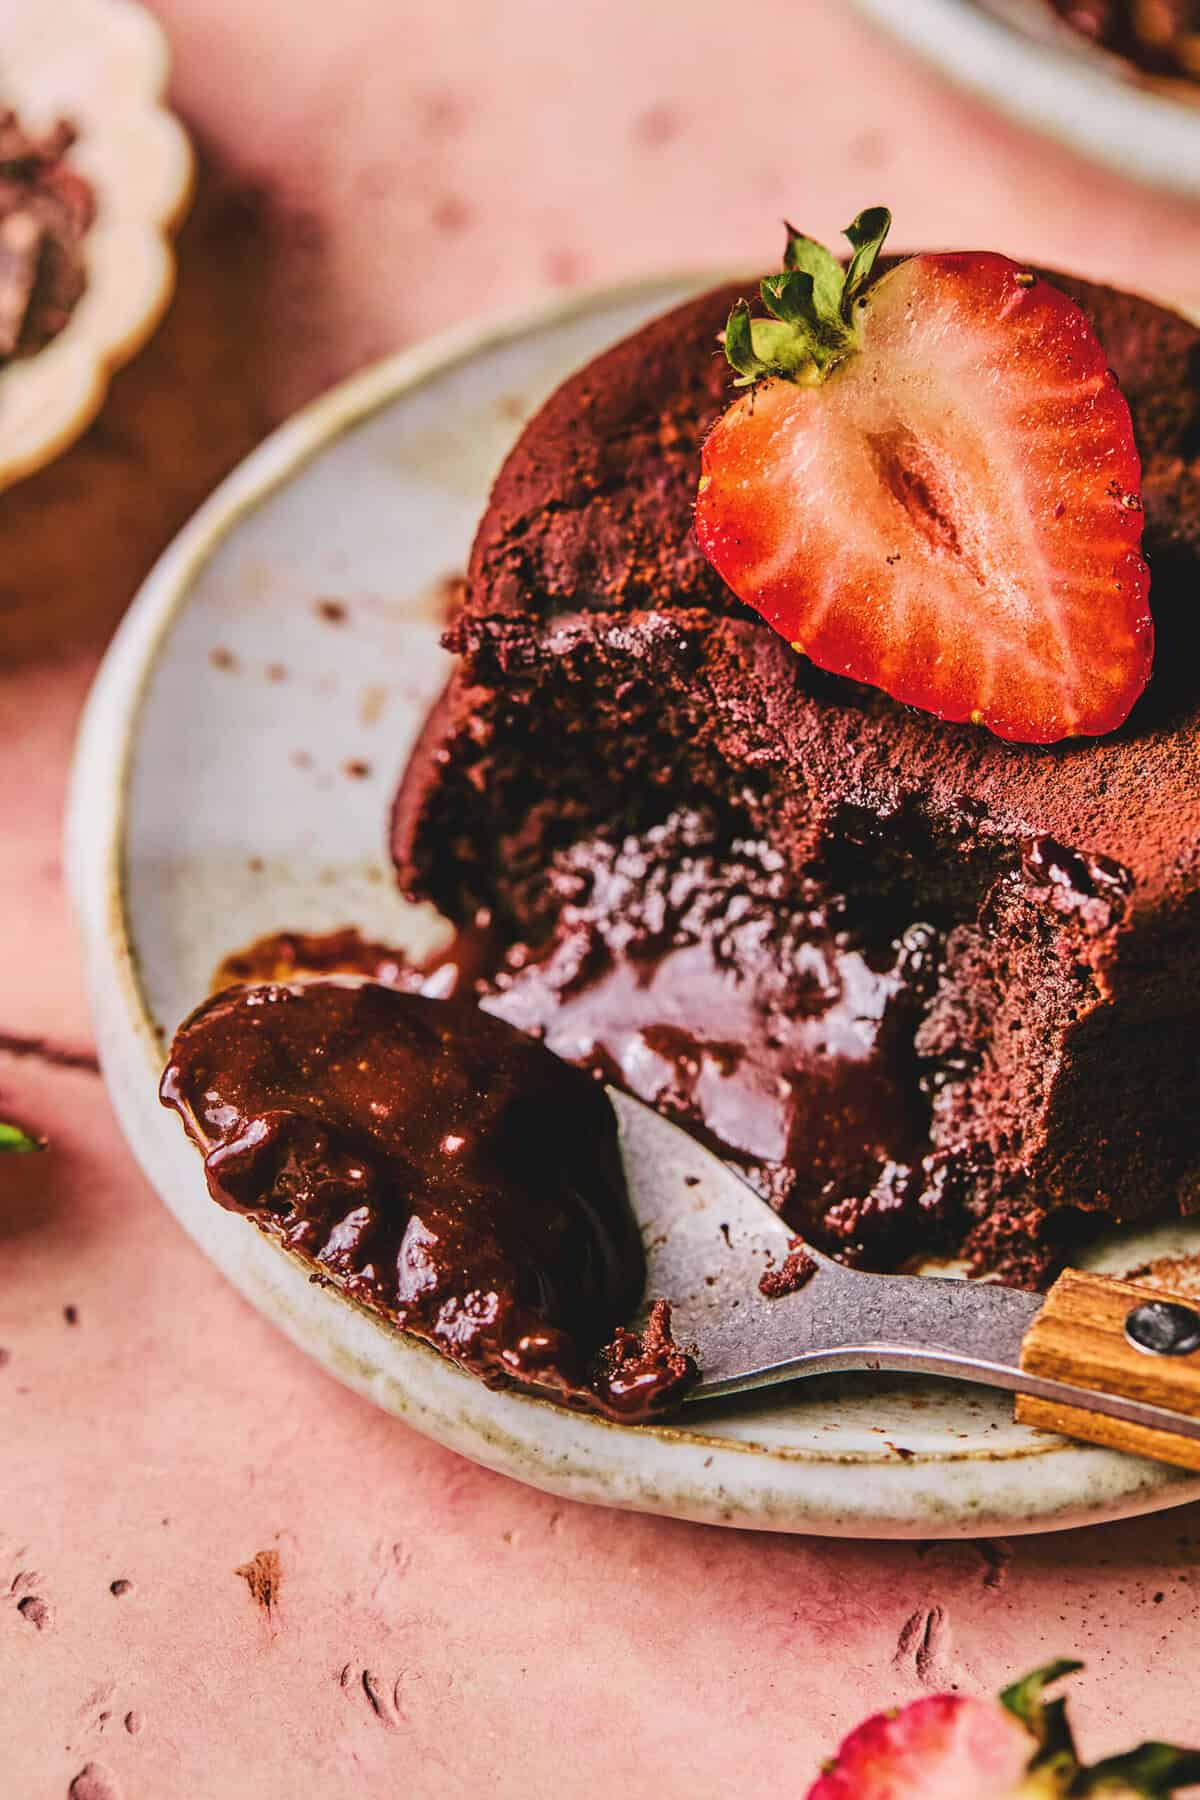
806, 1693, 1043, 1799
696, 252, 1152, 743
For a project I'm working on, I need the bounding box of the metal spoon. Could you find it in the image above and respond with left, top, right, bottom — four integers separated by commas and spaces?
613, 1091, 1200, 1453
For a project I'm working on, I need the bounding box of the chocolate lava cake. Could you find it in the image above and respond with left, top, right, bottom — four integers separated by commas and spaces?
391, 265, 1200, 1288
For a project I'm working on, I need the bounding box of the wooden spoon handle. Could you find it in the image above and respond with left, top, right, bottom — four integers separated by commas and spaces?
1017, 1268, 1200, 1470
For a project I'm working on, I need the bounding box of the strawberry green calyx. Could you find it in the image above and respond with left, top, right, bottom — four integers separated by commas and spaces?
999, 1663, 1200, 1798
722, 205, 891, 387
1001, 1658, 1083, 1758
1083, 1743, 1200, 1797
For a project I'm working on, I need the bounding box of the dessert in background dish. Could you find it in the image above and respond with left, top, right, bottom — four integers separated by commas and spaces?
0, 108, 94, 364
392, 211, 1200, 1290
0, 0, 192, 490
160, 980, 696, 1421
1048, 0, 1200, 84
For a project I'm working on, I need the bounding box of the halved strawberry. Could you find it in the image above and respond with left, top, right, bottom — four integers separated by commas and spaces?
694, 211, 1152, 743
807, 1659, 1200, 1798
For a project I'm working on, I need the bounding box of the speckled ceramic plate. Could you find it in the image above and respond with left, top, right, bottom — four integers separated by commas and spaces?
0, 0, 192, 489
68, 278, 1200, 1538
851, 0, 1200, 199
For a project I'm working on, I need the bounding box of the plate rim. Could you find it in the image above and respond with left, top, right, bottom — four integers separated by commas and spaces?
66, 274, 1200, 1537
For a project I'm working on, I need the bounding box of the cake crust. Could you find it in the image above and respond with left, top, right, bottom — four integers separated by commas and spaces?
453, 267, 1200, 928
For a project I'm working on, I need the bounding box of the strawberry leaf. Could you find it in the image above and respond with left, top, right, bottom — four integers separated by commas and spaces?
841, 205, 892, 317
1083, 1743, 1200, 1796
1000, 1659, 1083, 1749
1029, 1698, 1078, 1781
0, 1119, 43, 1153
782, 222, 844, 318
760, 268, 820, 328
723, 299, 764, 385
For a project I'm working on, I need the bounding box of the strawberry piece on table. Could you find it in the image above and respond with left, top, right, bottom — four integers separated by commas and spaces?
695, 209, 1153, 743
807, 1658, 1200, 1798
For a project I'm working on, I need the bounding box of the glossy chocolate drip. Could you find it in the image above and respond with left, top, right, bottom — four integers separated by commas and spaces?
472, 809, 941, 1257
213, 920, 504, 1001
214, 926, 415, 989
208, 803, 943, 1267
161, 980, 695, 1421
1020, 834, 1132, 935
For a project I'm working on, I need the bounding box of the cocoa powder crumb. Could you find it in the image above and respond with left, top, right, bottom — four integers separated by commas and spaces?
758, 1240, 817, 1300
235, 1548, 281, 1615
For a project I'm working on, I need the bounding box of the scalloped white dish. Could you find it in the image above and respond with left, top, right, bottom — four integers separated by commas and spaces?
852, 0, 1200, 199
0, 0, 192, 489
68, 277, 1200, 1538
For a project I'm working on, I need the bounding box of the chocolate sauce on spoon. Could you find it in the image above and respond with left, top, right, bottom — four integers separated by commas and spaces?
161, 979, 695, 1421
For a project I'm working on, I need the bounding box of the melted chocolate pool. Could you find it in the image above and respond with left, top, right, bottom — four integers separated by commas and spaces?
478, 809, 942, 1262
161, 981, 695, 1420
209, 807, 944, 1267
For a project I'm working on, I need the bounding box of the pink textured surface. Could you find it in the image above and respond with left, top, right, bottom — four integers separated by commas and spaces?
3, 3, 1200, 1793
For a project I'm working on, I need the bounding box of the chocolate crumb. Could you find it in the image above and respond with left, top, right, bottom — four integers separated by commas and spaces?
209, 647, 237, 672
758, 1240, 817, 1299
344, 758, 372, 780
592, 1298, 696, 1418
234, 1548, 281, 1615
63, 1304, 78, 1326
315, 598, 347, 625
109, 1579, 133, 1597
